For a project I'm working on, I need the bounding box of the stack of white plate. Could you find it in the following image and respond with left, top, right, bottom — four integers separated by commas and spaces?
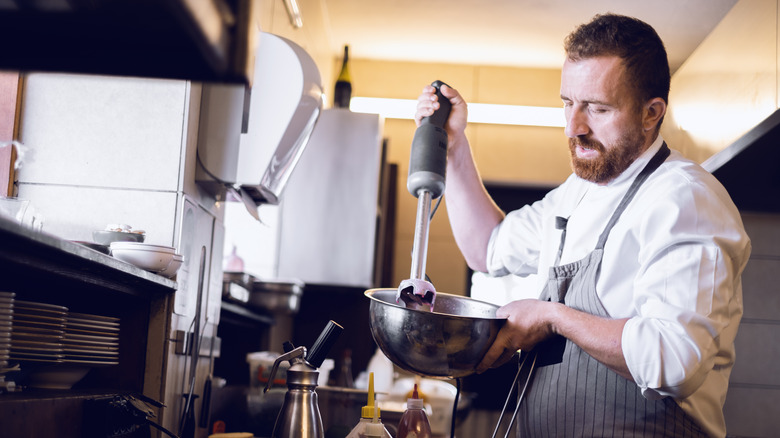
7, 300, 120, 389
0, 292, 13, 371
62, 312, 119, 365
10, 300, 67, 363
9, 301, 121, 366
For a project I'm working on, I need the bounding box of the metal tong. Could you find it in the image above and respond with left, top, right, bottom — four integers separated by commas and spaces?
491, 352, 538, 438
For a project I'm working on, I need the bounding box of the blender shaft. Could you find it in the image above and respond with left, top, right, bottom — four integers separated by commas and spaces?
410, 189, 433, 280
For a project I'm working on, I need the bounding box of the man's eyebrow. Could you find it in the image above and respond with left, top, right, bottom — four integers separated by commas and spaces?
560, 95, 614, 106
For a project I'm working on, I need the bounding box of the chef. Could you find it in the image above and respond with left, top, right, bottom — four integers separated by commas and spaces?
414, 13, 750, 438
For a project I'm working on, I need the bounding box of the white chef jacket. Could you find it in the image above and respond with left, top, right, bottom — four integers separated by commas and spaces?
486, 136, 751, 438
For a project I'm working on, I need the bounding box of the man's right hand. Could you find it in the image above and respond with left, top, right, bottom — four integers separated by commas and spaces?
414, 83, 468, 144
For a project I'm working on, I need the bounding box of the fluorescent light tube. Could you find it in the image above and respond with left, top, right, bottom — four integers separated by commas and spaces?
349, 97, 565, 127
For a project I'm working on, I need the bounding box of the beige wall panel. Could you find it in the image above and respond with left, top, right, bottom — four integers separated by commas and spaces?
392, 168, 455, 240
392, 234, 467, 296
383, 119, 416, 169
349, 60, 477, 101
663, 0, 777, 160
258, 0, 336, 105
473, 124, 571, 184
475, 67, 563, 106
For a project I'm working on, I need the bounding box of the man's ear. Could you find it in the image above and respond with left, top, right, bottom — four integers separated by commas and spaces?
643, 97, 666, 132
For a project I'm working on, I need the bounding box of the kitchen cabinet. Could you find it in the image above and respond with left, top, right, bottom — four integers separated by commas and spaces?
12, 72, 227, 436
0, 215, 176, 436
277, 109, 384, 288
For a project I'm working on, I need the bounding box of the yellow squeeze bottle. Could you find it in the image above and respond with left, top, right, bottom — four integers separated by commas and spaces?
345, 372, 392, 438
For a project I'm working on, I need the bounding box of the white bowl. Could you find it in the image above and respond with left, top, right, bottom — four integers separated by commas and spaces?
111, 246, 174, 272
110, 242, 175, 253
160, 254, 184, 278
27, 366, 91, 389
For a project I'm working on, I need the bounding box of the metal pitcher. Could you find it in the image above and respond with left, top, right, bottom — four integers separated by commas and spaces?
265, 321, 343, 438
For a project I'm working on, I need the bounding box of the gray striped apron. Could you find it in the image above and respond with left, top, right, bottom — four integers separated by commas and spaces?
518, 143, 708, 437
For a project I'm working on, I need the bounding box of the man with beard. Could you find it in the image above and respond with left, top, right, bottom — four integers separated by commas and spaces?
414, 14, 750, 437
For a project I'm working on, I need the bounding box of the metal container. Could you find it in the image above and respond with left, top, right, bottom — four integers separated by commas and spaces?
249, 279, 305, 315
222, 271, 256, 303
365, 288, 506, 379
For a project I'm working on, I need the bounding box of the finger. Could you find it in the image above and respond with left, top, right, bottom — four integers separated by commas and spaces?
475, 344, 502, 374
493, 348, 519, 368
475, 330, 511, 373
439, 84, 462, 106
414, 98, 438, 125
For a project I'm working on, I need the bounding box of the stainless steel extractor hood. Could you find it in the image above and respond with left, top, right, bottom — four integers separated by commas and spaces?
702, 108, 780, 213
0, 0, 258, 84
196, 32, 323, 213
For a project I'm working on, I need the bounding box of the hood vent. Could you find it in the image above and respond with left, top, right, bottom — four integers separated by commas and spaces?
0, 0, 257, 84
702, 109, 780, 213
195, 33, 323, 216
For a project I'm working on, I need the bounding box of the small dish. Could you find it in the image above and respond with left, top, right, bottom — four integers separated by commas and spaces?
27, 365, 91, 389
92, 230, 145, 246
111, 245, 174, 272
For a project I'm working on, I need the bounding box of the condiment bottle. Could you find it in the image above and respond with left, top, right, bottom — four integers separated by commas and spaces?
364, 402, 388, 438
396, 383, 432, 438
223, 245, 244, 272
337, 348, 354, 388
346, 372, 392, 438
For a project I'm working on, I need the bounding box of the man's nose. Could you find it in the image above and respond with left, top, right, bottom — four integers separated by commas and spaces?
564, 109, 588, 138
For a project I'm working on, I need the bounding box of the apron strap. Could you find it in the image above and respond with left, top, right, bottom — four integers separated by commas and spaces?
553, 216, 569, 265
595, 142, 670, 250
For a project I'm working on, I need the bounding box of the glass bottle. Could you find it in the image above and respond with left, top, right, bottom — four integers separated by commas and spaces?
334, 45, 352, 108
336, 348, 354, 388
396, 384, 432, 438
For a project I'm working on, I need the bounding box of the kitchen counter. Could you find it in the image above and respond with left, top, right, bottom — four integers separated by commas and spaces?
0, 215, 176, 296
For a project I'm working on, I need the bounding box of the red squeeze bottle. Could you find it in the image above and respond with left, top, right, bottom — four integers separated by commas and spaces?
396, 384, 432, 438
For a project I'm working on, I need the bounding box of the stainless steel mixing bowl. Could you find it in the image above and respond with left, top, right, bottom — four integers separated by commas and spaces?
365, 288, 506, 379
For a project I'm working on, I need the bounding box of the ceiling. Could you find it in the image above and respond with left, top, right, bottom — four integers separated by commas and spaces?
321, 0, 738, 73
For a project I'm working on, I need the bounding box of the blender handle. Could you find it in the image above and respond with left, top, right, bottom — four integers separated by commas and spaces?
264, 346, 306, 393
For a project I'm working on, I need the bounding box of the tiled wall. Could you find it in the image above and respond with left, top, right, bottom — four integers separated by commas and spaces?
724, 212, 780, 437
15, 73, 191, 246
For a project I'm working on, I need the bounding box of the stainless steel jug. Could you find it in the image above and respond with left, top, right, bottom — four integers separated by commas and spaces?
265, 321, 343, 438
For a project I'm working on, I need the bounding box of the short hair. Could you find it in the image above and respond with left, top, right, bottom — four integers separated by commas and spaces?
564, 14, 670, 107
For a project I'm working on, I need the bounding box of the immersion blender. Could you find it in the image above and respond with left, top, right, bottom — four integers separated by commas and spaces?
396, 80, 452, 311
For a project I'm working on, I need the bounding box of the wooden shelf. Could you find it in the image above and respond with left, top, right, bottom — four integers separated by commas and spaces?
0, 215, 177, 436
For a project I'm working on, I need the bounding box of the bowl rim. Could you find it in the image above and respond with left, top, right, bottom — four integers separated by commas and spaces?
93, 229, 144, 235
110, 242, 175, 252
364, 288, 507, 320
111, 248, 175, 256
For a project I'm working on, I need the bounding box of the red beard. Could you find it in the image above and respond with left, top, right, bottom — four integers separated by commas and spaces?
568, 127, 646, 184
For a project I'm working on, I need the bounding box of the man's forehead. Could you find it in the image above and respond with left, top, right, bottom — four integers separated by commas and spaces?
560, 56, 630, 103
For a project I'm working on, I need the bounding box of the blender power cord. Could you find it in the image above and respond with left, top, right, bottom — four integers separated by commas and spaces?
450, 378, 462, 438
430, 194, 443, 221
